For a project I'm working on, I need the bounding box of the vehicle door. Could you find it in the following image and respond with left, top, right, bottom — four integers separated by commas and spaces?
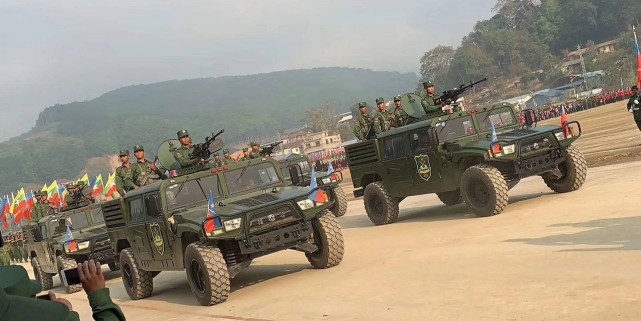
406, 127, 442, 193
380, 135, 412, 193
126, 197, 153, 261
143, 192, 175, 264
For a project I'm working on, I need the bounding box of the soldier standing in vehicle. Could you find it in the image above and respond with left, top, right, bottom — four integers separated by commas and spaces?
174, 129, 204, 168
248, 142, 261, 159
421, 81, 441, 115
223, 149, 234, 164
213, 153, 225, 167
353, 102, 374, 141
132, 145, 166, 186
374, 97, 392, 133
390, 95, 408, 128
238, 147, 250, 162
627, 85, 641, 132
32, 191, 53, 221
115, 150, 138, 196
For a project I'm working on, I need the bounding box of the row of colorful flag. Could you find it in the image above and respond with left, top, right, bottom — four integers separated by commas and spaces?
0, 172, 120, 229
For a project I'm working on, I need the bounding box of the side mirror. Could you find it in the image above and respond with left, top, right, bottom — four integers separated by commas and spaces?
428, 127, 440, 146
289, 165, 303, 186
523, 109, 537, 127
443, 142, 462, 152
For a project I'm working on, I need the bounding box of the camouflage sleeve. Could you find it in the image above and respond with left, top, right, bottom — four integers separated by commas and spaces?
373, 116, 382, 135
174, 150, 197, 168
353, 122, 364, 140
131, 164, 141, 183
87, 288, 127, 321
114, 169, 126, 196
124, 177, 138, 190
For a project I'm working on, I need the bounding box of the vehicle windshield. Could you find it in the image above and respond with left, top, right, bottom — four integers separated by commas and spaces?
436, 116, 476, 141
165, 175, 221, 210
281, 160, 311, 180
91, 209, 104, 224
476, 107, 517, 132
50, 212, 90, 235
224, 162, 281, 194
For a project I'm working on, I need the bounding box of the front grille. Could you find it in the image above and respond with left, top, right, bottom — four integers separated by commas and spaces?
498, 129, 538, 138
520, 136, 556, 157
230, 194, 279, 207
249, 205, 299, 234
93, 237, 111, 249
101, 200, 125, 229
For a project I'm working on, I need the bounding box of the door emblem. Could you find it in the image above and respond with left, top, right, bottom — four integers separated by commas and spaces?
414, 154, 432, 181
149, 223, 165, 255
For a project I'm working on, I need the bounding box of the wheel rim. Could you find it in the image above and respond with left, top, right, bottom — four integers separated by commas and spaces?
467, 178, 489, 207
189, 259, 206, 294
123, 263, 134, 289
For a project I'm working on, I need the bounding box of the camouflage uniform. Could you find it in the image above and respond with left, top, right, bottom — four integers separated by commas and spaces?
0, 239, 10, 265
115, 150, 138, 196
353, 102, 375, 141
223, 149, 235, 164
248, 142, 261, 159
627, 87, 641, 132
174, 130, 201, 168
374, 97, 392, 133
389, 95, 408, 128
31, 192, 53, 221
421, 81, 441, 115
238, 148, 249, 162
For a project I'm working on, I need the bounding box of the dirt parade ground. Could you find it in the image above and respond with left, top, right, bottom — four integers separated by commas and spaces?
25, 101, 641, 321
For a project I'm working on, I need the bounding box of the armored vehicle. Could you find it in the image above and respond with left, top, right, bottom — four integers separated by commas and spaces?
346, 101, 587, 225
23, 202, 118, 293
275, 153, 348, 217
102, 138, 344, 306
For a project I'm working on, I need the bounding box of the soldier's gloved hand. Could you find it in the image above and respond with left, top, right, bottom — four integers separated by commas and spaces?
78, 260, 106, 295
149, 162, 158, 171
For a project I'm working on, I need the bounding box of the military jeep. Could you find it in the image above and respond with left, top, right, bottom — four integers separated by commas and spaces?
102, 144, 344, 306
275, 153, 348, 217
346, 101, 587, 225
23, 202, 118, 293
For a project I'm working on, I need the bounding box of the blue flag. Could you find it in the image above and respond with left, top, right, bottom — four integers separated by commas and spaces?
205, 191, 221, 233
491, 123, 498, 143
326, 162, 335, 175
64, 224, 77, 250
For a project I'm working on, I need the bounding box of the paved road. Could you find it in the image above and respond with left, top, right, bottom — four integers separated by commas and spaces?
36, 160, 641, 321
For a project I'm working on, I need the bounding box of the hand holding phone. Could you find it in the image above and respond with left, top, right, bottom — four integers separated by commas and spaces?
78, 260, 106, 294
61, 268, 82, 287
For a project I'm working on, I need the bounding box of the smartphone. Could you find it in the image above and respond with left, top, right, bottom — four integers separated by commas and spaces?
36, 294, 51, 300
61, 268, 81, 286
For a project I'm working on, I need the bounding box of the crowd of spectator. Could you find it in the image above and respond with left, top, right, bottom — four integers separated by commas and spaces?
527, 87, 635, 121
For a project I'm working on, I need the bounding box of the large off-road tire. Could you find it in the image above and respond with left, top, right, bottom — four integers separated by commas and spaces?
542, 146, 587, 193
460, 164, 509, 217
306, 210, 344, 269
437, 189, 463, 206
363, 182, 399, 225
108, 261, 120, 272
56, 255, 82, 294
329, 186, 348, 217
32, 258, 54, 291
184, 242, 230, 306
120, 248, 153, 300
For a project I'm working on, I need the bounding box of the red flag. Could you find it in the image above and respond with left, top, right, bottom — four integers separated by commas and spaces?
561, 106, 569, 138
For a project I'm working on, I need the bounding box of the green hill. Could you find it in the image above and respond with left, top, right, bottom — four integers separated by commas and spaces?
0, 67, 417, 194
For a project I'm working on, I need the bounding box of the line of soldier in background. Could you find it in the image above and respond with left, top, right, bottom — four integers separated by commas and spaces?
0, 232, 28, 266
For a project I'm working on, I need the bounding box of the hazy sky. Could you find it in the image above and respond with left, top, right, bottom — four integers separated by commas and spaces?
0, 0, 496, 141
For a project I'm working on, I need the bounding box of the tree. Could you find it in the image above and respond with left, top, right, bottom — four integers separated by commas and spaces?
305, 102, 339, 134
419, 45, 455, 84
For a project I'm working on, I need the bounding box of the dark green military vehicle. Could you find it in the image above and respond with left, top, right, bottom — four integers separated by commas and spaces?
23, 202, 118, 293
102, 141, 344, 306
346, 101, 587, 225
275, 153, 348, 217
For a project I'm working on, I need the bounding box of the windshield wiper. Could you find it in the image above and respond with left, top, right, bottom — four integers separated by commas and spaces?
174, 176, 189, 200
235, 160, 251, 184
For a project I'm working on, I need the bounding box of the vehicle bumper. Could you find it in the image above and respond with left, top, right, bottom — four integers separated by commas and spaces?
514, 148, 566, 177
238, 221, 312, 255
88, 247, 116, 263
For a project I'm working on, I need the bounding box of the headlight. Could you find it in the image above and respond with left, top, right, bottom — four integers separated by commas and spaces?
77, 241, 90, 250
501, 144, 516, 155
223, 218, 242, 231
555, 132, 570, 140
297, 199, 315, 210
321, 178, 332, 184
